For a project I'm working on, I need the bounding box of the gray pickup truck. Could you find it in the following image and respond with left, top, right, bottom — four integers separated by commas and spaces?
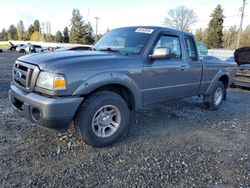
9, 26, 236, 147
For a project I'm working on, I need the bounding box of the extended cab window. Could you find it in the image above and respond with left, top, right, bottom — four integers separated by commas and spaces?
154, 35, 182, 59
185, 36, 198, 61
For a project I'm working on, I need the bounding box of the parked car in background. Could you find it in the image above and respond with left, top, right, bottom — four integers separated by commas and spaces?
234, 47, 250, 88
16, 44, 28, 53
9, 42, 24, 51
225, 56, 235, 62
28, 44, 43, 53
197, 41, 208, 56
10, 43, 25, 51
16, 43, 43, 53
55, 45, 91, 52
203, 55, 221, 61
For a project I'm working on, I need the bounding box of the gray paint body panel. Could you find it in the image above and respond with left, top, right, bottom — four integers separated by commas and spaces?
9, 26, 237, 130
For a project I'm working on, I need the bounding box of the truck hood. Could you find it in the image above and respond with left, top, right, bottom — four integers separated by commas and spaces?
17, 50, 135, 71
234, 47, 250, 66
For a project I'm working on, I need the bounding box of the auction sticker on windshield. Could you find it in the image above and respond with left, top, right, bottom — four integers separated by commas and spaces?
135, 28, 154, 34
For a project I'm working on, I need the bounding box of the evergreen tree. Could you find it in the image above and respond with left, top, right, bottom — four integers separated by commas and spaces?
85, 22, 95, 44
63, 27, 69, 43
0, 28, 8, 41
17, 20, 25, 40
55, 31, 63, 42
205, 5, 224, 48
33, 20, 40, 32
70, 9, 87, 44
7, 24, 18, 40
26, 24, 35, 40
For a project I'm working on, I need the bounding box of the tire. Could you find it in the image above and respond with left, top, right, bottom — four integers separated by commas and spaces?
20, 49, 25, 53
203, 81, 226, 111
75, 91, 130, 147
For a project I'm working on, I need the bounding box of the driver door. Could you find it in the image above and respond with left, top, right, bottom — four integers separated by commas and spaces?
143, 33, 201, 104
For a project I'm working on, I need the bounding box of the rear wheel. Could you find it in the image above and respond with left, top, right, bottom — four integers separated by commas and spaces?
75, 91, 129, 147
204, 81, 226, 111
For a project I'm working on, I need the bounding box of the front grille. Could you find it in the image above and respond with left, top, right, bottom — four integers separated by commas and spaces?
13, 61, 39, 92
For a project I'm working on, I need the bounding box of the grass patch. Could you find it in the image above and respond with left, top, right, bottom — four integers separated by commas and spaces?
0, 43, 11, 49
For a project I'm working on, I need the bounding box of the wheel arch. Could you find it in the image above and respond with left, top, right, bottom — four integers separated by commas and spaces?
89, 84, 137, 111
73, 72, 142, 111
205, 72, 230, 95
218, 75, 229, 89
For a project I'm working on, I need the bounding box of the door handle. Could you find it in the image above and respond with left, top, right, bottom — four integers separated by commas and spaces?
180, 65, 187, 71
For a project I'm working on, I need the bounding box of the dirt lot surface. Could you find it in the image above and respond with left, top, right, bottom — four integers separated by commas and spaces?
0, 51, 249, 187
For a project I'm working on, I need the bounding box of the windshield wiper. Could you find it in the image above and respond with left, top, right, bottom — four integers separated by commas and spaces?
90, 47, 96, 51
97, 48, 138, 56
99, 47, 120, 53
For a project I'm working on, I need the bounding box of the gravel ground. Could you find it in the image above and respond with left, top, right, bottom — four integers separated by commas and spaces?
0, 51, 249, 187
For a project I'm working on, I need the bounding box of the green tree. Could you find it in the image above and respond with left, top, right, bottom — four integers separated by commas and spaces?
17, 20, 25, 40
55, 31, 63, 42
85, 22, 95, 44
63, 27, 69, 43
7, 24, 18, 40
205, 4, 224, 48
0, 28, 8, 41
30, 31, 40, 41
70, 9, 87, 44
26, 24, 35, 40
163, 6, 197, 32
33, 20, 40, 32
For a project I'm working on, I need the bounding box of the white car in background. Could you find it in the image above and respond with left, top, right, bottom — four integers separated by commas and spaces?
29, 44, 43, 53
16, 44, 28, 53
16, 43, 43, 53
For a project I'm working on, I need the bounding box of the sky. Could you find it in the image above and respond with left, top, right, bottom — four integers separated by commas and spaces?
0, 0, 249, 34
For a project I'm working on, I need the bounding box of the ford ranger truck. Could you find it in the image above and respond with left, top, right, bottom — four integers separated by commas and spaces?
9, 26, 237, 147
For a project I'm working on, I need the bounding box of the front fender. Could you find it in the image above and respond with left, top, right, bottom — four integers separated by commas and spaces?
73, 72, 142, 110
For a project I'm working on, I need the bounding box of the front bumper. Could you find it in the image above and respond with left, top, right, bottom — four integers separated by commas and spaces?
9, 83, 83, 132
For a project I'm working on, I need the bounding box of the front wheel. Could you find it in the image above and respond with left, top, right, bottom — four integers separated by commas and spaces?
203, 81, 226, 111
75, 91, 129, 147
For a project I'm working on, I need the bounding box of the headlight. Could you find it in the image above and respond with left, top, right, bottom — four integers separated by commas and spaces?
36, 71, 67, 90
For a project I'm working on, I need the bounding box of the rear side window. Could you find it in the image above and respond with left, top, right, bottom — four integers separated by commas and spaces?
185, 36, 198, 61
154, 35, 182, 59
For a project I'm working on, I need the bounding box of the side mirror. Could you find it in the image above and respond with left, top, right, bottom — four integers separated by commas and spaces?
149, 48, 171, 59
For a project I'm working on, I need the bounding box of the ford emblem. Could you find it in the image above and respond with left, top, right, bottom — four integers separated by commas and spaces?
15, 71, 22, 79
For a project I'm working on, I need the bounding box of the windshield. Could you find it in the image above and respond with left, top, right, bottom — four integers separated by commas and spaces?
93, 27, 154, 55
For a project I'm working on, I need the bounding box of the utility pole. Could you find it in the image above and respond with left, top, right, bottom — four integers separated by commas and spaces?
40, 22, 45, 42
94, 17, 100, 42
236, 0, 246, 48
